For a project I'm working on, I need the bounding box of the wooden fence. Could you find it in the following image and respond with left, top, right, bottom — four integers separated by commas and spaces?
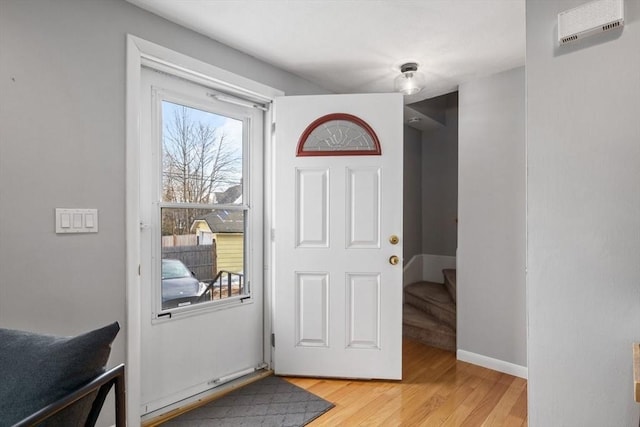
162, 234, 198, 247
162, 243, 216, 282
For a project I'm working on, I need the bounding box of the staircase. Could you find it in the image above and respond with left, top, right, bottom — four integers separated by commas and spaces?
403, 269, 456, 352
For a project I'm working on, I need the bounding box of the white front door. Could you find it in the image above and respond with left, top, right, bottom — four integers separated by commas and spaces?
139, 66, 265, 414
273, 93, 403, 379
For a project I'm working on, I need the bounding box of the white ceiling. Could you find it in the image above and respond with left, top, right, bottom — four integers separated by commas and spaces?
127, 0, 525, 104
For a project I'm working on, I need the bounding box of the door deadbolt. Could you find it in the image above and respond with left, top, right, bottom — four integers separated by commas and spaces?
389, 235, 399, 245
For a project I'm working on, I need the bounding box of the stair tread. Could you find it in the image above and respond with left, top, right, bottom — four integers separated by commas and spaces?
403, 323, 456, 352
403, 304, 455, 334
405, 281, 455, 307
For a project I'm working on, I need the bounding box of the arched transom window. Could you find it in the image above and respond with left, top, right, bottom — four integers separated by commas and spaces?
296, 113, 381, 156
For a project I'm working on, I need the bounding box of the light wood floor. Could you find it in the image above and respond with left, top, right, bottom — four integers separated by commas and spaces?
286, 338, 528, 426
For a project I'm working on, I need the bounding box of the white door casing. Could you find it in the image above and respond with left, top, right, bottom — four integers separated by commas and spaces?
273, 93, 403, 379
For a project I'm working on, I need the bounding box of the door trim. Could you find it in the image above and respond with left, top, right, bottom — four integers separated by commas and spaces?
126, 34, 282, 425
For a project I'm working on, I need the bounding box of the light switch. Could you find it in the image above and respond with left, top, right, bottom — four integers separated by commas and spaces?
61, 213, 71, 228
56, 208, 98, 234
85, 213, 94, 228
73, 213, 83, 228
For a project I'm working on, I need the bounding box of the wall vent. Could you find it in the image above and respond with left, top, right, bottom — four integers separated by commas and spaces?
558, 0, 624, 45
602, 21, 621, 31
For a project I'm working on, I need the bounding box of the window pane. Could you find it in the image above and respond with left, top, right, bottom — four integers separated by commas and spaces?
161, 207, 247, 310
162, 101, 243, 204
297, 114, 381, 156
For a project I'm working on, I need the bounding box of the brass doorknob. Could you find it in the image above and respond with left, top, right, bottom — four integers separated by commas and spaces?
389, 235, 399, 245
389, 255, 399, 265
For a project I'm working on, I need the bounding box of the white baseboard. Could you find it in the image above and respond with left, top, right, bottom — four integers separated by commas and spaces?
457, 349, 528, 379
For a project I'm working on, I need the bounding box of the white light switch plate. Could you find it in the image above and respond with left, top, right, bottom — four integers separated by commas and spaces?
55, 208, 98, 233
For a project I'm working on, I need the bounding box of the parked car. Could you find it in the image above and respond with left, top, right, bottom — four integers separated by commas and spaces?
161, 259, 202, 309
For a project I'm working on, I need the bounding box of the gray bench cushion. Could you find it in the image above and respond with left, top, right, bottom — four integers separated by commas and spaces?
0, 322, 119, 426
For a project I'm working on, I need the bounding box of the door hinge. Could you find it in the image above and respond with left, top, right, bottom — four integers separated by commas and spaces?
271, 333, 275, 347
138, 264, 141, 276
271, 122, 276, 134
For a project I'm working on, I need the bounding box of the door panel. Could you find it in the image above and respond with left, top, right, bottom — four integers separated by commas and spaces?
273, 93, 403, 380
346, 167, 381, 248
346, 272, 381, 349
295, 168, 329, 248
295, 272, 329, 347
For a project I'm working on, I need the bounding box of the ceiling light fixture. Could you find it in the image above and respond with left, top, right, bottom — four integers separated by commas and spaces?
394, 62, 425, 96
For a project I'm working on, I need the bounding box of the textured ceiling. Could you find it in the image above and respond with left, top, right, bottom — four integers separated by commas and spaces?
127, 0, 525, 105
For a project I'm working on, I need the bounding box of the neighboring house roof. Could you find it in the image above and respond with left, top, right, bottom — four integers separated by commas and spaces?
215, 184, 242, 204
190, 184, 244, 233
196, 209, 244, 234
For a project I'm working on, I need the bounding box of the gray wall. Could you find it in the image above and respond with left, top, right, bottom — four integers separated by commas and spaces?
527, 0, 640, 425
457, 67, 526, 368
0, 0, 326, 367
421, 94, 458, 257
403, 125, 423, 263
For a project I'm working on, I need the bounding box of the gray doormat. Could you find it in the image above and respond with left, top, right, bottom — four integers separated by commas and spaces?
162, 376, 334, 426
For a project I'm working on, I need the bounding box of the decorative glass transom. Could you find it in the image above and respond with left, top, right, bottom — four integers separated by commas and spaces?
296, 113, 381, 156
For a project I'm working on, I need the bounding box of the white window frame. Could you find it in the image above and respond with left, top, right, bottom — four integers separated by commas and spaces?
149, 84, 256, 320
126, 34, 282, 425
